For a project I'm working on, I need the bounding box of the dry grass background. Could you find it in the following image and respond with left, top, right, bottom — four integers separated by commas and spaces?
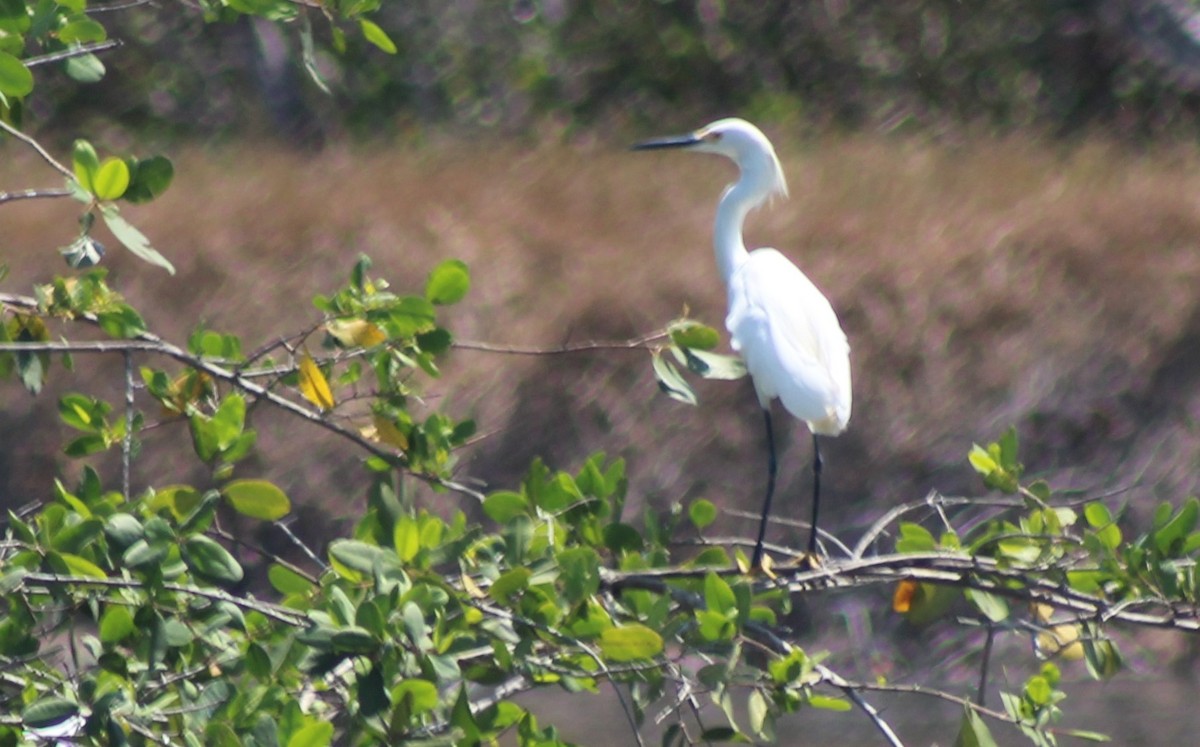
6, 132, 1200, 543
7, 131, 1200, 742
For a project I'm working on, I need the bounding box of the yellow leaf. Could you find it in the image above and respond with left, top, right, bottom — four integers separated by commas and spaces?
297, 349, 334, 411
1037, 624, 1085, 661
892, 580, 918, 614
372, 412, 408, 450
326, 318, 386, 348
461, 572, 486, 599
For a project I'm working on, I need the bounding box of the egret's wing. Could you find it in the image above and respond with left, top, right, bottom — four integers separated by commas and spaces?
726, 249, 851, 434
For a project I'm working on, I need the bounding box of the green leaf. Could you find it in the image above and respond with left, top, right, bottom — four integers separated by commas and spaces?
64, 53, 105, 83
269, 563, 314, 595
393, 679, 439, 716
286, 721, 334, 747
482, 490, 527, 523
964, 589, 1009, 622
99, 204, 175, 274
97, 305, 147, 339
651, 351, 696, 405
0, 51, 33, 97
183, 535, 244, 584
328, 539, 392, 576
896, 522, 936, 553
1024, 675, 1052, 706
393, 516, 420, 562
703, 571, 736, 616
489, 567, 530, 603
22, 697, 79, 729
954, 705, 1000, 747
598, 623, 663, 662
669, 321, 721, 350
558, 546, 601, 603
967, 444, 996, 476
223, 479, 290, 521
1154, 497, 1199, 555
1059, 729, 1111, 742
360, 18, 397, 54
689, 498, 718, 530
1084, 502, 1112, 528
72, 139, 100, 193
807, 695, 852, 711
50, 518, 102, 554
332, 627, 378, 654
124, 155, 174, 203
99, 605, 135, 643
92, 157, 130, 201
57, 17, 106, 43
57, 551, 107, 578
425, 259, 470, 305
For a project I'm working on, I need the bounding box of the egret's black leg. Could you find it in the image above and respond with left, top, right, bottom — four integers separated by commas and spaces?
809, 434, 823, 556
751, 409, 777, 569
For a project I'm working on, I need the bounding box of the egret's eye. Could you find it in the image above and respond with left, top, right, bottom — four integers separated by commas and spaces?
705, 132, 722, 142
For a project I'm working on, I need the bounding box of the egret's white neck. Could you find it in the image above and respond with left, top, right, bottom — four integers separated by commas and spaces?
713, 182, 753, 285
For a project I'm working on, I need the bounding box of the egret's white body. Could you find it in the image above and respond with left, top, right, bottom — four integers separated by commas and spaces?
634, 118, 851, 563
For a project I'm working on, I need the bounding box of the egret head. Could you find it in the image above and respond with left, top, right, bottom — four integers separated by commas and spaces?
632, 118, 788, 202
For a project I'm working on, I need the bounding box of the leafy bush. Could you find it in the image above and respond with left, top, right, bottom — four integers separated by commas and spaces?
6, 3, 1200, 746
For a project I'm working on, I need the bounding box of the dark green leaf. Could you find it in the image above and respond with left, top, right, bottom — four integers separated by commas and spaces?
123, 155, 173, 203
954, 706, 999, 747
669, 320, 721, 350
183, 535, 243, 584
489, 567, 530, 603
558, 547, 600, 603
22, 697, 78, 730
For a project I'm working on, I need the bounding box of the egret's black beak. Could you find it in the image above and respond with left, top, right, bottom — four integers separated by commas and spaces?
631, 133, 701, 151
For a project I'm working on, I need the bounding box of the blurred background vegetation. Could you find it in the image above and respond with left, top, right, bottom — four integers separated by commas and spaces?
29, 0, 1200, 144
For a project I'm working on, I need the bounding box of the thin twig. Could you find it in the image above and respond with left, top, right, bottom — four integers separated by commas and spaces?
122, 350, 134, 500
816, 665, 906, 747
22, 39, 123, 67
452, 329, 669, 356
0, 120, 76, 181
87, 0, 154, 12
977, 624, 994, 708
21, 572, 307, 626
0, 187, 74, 205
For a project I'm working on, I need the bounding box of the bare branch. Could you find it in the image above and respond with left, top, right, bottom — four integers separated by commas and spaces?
0, 187, 74, 204
22, 39, 123, 67
21, 572, 307, 626
815, 665, 906, 747
0, 121, 76, 182
452, 329, 670, 356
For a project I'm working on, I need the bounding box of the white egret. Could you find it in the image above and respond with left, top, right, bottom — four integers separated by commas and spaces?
633, 118, 851, 566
